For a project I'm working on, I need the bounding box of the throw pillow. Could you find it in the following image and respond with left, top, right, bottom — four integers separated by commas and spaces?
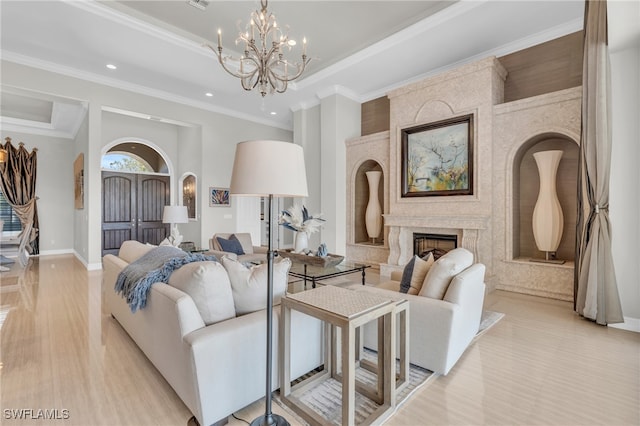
398, 256, 416, 294
221, 256, 291, 315
231, 233, 254, 255
419, 248, 474, 299
216, 235, 245, 255
168, 261, 236, 325
399, 253, 434, 295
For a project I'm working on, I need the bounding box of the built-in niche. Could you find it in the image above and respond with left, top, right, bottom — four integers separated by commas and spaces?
513, 134, 578, 261
181, 173, 197, 220
354, 160, 384, 245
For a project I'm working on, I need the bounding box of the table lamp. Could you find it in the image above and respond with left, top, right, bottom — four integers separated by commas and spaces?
162, 205, 189, 246
230, 140, 308, 426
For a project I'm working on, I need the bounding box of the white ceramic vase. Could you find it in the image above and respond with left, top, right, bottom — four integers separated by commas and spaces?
294, 231, 308, 253
532, 150, 564, 255
365, 171, 383, 243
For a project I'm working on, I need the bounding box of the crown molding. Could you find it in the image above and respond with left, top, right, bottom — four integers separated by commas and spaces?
63, 0, 210, 57
2, 52, 290, 131
359, 16, 583, 103
294, 1, 487, 90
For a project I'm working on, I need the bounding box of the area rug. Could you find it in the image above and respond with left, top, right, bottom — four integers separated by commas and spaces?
274, 310, 504, 425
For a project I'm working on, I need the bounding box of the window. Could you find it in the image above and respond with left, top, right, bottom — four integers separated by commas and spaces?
101, 152, 153, 172
0, 190, 21, 232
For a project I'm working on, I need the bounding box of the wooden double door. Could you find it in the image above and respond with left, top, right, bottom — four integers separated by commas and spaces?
101, 171, 170, 256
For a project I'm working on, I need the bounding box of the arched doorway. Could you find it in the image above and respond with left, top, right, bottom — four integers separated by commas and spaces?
101, 141, 170, 256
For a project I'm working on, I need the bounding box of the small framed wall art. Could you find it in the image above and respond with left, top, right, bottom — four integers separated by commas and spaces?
209, 187, 230, 207
401, 114, 474, 197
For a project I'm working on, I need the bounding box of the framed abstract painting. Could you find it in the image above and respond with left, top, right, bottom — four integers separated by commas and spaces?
401, 114, 474, 197
209, 187, 230, 207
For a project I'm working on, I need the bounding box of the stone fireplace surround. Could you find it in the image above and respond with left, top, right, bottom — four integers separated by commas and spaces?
346, 56, 581, 301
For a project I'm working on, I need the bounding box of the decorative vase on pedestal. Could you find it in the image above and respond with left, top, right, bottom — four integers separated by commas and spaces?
294, 231, 308, 253
365, 171, 382, 244
532, 150, 564, 263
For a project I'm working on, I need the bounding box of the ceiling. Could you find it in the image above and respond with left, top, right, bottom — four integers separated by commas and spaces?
0, 1, 594, 134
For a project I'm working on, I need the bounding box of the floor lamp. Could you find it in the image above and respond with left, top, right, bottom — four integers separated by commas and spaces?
230, 140, 308, 426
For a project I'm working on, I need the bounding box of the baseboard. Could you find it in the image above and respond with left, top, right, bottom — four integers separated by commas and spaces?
608, 317, 640, 333
73, 250, 102, 271
39, 249, 74, 256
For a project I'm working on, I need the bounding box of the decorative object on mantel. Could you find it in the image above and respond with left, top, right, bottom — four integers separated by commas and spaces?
401, 114, 474, 197
365, 170, 382, 243
278, 249, 344, 268
207, 0, 311, 97
279, 203, 324, 253
531, 150, 565, 264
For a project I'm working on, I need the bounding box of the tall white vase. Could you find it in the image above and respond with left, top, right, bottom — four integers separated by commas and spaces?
532, 150, 564, 258
365, 171, 383, 243
294, 231, 308, 253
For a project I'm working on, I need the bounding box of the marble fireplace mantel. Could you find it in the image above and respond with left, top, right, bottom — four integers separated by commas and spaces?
381, 214, 490, 276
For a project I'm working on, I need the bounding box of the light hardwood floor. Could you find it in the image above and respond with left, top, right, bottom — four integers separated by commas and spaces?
1, 255, 638, 425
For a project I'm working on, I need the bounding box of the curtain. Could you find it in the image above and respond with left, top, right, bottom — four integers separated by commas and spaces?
574, 0, 623, 325
0, 137, 40, 261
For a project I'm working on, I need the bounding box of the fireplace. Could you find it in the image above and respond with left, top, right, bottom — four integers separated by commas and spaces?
414, 233, 457, 260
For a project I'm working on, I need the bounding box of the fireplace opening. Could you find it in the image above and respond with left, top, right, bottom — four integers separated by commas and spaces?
413, 233, 457, 260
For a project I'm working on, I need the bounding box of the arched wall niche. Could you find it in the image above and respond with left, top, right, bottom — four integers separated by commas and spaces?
512, 132, 578, 261
354, 160, 384, 245
180, 173, 197, 220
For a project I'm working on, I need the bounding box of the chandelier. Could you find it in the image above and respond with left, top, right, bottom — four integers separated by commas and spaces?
207, 0, 310, 97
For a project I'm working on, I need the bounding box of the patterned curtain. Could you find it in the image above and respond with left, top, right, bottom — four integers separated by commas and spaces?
0, 137, 40, 258
574, 0, 623, 325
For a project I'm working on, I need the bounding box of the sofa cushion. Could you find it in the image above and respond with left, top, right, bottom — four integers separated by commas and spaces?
400, 253, 434, 295
221, 256, 291, 315
216, 235, 245, 256
419, 248, 474, 299
168, 261, 236, 325
118, 240, 154, 264
232, 233, 254, 255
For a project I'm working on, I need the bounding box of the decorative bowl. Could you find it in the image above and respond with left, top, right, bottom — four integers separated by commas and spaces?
277, 250, 345, 267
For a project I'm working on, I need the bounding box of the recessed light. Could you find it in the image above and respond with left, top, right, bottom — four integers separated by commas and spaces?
106, 64, 117, 70
270, 111, 277, 115
205, 92, 213, 97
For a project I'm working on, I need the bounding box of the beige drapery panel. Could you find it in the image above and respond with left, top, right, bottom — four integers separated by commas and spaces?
0, 137, 40, 261
574, 0, 623, 325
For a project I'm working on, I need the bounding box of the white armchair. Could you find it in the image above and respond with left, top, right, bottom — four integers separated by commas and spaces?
208, 233, 267, 263
351, 252, 486, 375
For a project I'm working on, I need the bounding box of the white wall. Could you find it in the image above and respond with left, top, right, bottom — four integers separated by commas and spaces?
74, 114, 89, 262
319, 94, 361, 255
1, 131, 75, 255
610, 45, 640, 328
293, 105, 322, 249
1, 60, 291, 267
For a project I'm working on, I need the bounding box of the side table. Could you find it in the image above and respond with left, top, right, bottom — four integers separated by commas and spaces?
280, 286, 408, 426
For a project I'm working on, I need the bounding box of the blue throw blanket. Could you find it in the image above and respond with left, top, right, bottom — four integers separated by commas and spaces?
114, 246, 216, 312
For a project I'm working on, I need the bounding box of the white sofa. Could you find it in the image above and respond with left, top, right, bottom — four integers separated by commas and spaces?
103, 241, 323, 426
350, 248, 486, 375
208, 232, 267, 263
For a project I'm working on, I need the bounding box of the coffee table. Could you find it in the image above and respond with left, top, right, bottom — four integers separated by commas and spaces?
287, 260, 370, 289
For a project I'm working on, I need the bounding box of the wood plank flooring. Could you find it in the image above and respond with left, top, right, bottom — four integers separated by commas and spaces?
1, 255, 638, 425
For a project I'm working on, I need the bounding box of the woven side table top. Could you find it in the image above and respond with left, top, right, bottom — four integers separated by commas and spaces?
285, 285, 392, 319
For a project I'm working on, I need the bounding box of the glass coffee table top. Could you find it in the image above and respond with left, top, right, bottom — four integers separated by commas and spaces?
287, 259, 370, 289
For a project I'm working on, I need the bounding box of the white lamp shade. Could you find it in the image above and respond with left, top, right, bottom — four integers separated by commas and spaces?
162, 205, 189, 224
230, 140, 308, 197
